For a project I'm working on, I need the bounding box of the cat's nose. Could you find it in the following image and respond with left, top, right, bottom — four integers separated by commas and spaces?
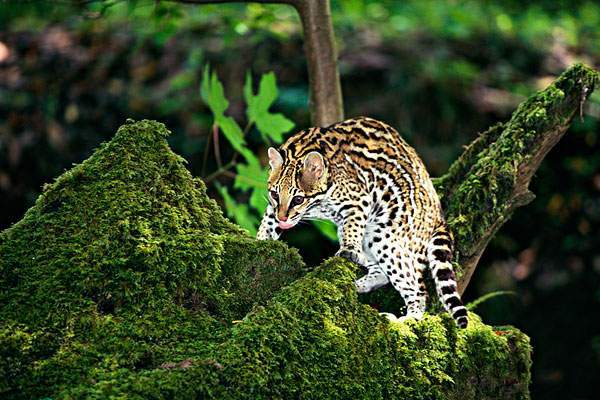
279, 216, 288, 222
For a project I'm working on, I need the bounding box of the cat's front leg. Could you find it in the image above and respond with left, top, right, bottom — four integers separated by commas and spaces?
335, 207, 370, 268
355, 267, 389, 293
256, 205, 281, 240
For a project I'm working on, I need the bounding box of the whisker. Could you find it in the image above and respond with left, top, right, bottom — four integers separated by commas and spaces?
303, 217, 331, 222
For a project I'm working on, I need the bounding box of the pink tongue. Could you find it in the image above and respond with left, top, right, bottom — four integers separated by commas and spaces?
278, 221, 295, 230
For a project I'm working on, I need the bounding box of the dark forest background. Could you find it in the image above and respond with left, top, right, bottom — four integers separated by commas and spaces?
0, 1, 599, 398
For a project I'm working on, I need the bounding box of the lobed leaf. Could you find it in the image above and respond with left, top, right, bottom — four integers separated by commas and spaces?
244, 72, 294, 144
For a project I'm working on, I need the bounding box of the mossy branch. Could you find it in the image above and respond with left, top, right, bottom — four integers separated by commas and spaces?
434, 63, 599, 294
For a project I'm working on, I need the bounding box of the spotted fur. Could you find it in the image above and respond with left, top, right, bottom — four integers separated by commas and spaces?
256, 117, 468, 328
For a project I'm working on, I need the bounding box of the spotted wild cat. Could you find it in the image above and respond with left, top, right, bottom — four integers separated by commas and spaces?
256, 117, 468, 328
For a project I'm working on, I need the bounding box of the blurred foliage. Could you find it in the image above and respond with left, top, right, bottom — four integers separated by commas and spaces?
0, 0, 599, 399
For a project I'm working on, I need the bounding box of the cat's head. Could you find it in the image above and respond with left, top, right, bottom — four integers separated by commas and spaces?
266, 147, 328, 230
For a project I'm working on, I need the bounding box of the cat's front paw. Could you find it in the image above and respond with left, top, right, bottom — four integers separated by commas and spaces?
256, 230, 269, 240
336, 248, 368, 268
256, 226, 280, 240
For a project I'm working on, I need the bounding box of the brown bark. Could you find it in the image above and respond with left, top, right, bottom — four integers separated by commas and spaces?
293, 0, 343, 126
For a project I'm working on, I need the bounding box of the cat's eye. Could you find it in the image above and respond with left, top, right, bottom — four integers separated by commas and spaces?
270, 190, 279, 202
290, 195, 304, 207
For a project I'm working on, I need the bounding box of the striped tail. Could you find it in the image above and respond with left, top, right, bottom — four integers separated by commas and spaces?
427, 225, 468, 328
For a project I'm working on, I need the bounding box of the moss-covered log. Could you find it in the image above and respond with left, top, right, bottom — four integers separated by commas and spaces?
0, 120, 304, 398
1, 119, 530, 399
434, 63, 598, 292
2, 64, 596, 399
60, 260, 531, 399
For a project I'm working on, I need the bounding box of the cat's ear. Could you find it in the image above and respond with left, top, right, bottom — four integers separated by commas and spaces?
268, 147, 283, 170
302, 151, 325, 182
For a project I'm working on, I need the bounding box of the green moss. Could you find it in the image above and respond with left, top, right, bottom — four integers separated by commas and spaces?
0, 120, 304, 398
58, 259, 531, 400
0, 119, 530, 399
434, 122, 505, 204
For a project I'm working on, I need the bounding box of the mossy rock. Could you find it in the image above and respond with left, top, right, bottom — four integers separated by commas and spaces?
0, 120, 531, 399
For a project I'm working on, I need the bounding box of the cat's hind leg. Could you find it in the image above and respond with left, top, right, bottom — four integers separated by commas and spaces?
370, 238, 426, 321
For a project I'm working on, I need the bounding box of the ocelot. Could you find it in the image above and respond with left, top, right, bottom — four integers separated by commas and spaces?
256, 117, 468, 328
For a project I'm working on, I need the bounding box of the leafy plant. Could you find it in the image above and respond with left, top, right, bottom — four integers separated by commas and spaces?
201, 66, 287, 234
200, 66, 338, 240
466, 290, 516, 311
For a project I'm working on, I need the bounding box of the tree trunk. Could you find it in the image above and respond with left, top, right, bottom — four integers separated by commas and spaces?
293, 0, 344, 126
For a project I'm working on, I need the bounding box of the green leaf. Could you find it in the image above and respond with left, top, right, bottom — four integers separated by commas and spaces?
200, 66, 228, 119
217, 184, 258, 235
244, 71, 294, 144
234, 156, 268, 192
200, 65, 247, 154
466, 290, 516, 310
232, 148, 269, 214
249, 187, 269, 213
255, 113, 295, 143
217, 116, 246, 154
312, 220, 338, 241
238, 147, 257, 164
243, 72, 253, 106
256, 72, 278, 110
